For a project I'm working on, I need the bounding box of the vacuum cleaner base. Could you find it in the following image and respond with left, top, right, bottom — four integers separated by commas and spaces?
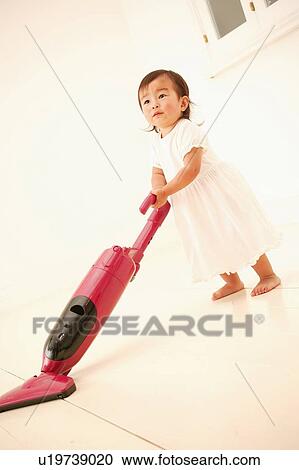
0, 372, 76, 413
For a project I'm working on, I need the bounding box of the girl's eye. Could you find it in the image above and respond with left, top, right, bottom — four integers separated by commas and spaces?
143, 94, 166, 105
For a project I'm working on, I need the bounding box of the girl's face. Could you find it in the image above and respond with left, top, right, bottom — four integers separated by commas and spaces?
139, 76, 189, 135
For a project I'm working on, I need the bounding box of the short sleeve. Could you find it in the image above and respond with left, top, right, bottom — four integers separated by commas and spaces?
149, 143, 162, 169
176, 121, 208, 161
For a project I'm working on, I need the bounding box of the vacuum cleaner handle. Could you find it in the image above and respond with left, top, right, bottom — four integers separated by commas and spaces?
139, 192, 157, 214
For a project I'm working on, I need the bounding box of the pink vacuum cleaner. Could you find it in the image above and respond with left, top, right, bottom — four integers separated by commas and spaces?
0, 193, 170, 412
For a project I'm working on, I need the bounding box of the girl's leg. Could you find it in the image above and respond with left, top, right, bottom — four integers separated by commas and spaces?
212, 272, 244, 301
250, 253, 281, 296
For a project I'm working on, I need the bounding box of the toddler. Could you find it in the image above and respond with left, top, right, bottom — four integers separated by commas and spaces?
138, 69, 281, 300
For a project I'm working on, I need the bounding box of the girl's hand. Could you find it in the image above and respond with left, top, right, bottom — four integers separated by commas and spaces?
151, 187, 168, 209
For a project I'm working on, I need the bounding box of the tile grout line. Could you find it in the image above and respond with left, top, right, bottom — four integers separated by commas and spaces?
235, 362, 275, 427
63, 399, 166, 450
0, 366, 166, 449
0, 367, 24, 381
24, 24, 122, 182
0, 422, 21, 444
0, 368, 25, 444
200, 25, 276, 144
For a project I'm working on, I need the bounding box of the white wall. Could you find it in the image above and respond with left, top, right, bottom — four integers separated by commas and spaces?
0, 0, 298, 305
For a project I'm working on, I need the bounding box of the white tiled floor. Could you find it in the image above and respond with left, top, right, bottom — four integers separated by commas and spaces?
0, 222, 298, 449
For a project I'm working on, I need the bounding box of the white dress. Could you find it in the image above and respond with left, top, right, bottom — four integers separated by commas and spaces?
149, 118, 282, 282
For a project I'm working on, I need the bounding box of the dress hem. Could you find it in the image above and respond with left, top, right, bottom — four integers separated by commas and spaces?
191, 232, 283, 283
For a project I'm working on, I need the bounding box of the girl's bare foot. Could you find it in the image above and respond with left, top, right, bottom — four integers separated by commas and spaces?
251, 274, 281, 296
212, 281, 245, 301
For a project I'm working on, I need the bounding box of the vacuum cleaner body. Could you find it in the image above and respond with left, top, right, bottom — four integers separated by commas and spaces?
0, 193, 170, 412
42, 245, 136, 376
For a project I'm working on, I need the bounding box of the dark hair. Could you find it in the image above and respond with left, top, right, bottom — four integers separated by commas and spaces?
137, 69, 198, 133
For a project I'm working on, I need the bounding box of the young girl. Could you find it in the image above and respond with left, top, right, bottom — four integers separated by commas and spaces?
138, 69, 281, 300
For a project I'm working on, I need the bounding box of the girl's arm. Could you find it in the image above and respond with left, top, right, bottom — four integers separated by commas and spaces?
151, 166, 167, 190
163, 146, 203, 197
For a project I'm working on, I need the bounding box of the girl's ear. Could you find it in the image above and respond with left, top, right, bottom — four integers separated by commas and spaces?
181, 96, 189, 111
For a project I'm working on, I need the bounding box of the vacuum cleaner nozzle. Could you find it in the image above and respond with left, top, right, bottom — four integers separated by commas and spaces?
0, 372, 75, 413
